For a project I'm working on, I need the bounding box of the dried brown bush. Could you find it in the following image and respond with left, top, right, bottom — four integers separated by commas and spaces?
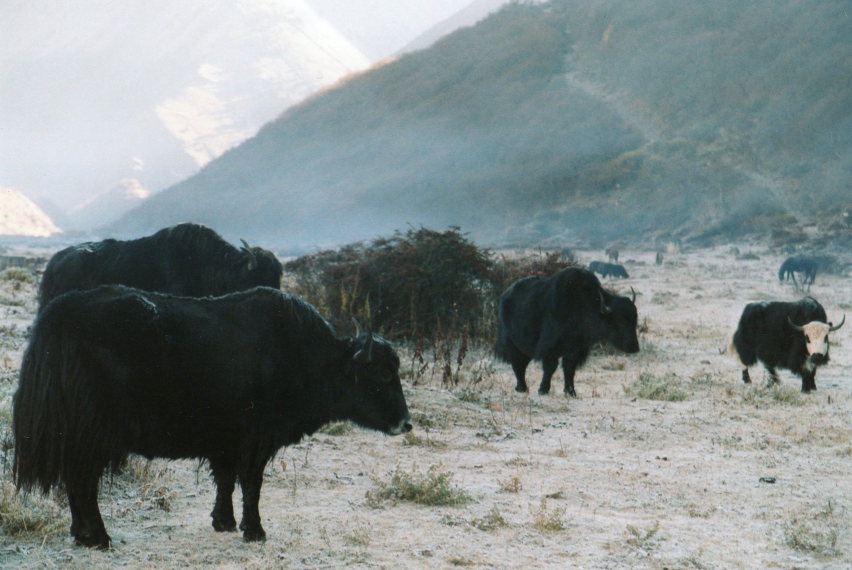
285, 228, 576, 347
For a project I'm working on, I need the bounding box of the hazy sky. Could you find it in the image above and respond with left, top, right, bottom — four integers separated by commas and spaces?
0, 0, 472, 220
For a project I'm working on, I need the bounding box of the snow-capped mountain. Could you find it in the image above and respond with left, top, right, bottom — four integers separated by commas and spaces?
0, 188, 61, 237
1, 0, 371, 229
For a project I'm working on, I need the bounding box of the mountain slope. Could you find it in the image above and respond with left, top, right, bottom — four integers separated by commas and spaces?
115, 0, 852, 248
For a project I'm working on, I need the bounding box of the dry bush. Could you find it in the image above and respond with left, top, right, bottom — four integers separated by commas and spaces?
366, 464, 473, 507
782, 501, 843, 557
0, 481, 67, 538
530, 498, 566, 532
625, 372, 688, 401
470, 506, 508, 531
285, 227, 497, 341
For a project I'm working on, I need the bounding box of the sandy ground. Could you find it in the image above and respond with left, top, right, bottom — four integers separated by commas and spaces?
0, 245, 850, 569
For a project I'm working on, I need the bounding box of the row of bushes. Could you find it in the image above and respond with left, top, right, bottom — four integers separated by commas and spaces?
284, 227, 573, 343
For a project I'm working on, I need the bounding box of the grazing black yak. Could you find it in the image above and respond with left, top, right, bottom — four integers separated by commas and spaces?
13, 285, 411, 549
495, 267, 640, 397
589, 260, 629, 279
778, 256, 818, 288
38, 223, 282, 309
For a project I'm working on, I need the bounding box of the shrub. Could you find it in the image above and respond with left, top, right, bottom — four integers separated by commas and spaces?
366, 464, 472, 507
284, 227, 576, 346
625, 372, 688, 401
285, 227, 497, 341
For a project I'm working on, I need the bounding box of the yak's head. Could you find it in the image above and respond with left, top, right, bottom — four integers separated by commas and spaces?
788, 315, 845, 367
600, 288, 640, 354
344, 326, 412, 436
239, 239, 284, 288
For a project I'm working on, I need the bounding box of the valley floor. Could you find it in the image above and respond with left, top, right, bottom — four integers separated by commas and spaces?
1, 245, 850, 569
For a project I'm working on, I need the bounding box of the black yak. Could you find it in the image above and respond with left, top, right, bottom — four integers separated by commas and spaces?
589, 260, 629, 279
13, 285, 412, 549
495, 267, 640, 397
778, 256, 818, 288
38, 223, 282, 309
730, 297, 844, 392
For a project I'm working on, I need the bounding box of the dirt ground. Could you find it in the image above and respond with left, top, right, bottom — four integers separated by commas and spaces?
0, 244, 850, 569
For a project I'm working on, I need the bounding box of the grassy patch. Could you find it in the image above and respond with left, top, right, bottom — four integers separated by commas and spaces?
366, 464, 472, 507
625, 373, 688, 401
531, 498, 566, 532
401, 431, 447, 449
0, 481, 67, 538
319, 421, 355, 436
738, 384, 805, 408
626, 520, 661, 551
782, 501, 842, 557
498, 475, 523, 494
470, 506, 507, 531
0, 267, 37, 284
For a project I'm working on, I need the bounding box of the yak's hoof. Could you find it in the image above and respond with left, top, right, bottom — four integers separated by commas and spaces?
242, 528, 267, 542
75, 531, 112, 550
515, 385, 528, 393
565, 390, 577, 398
212, 517, 237, 532
537, 388, 551, 396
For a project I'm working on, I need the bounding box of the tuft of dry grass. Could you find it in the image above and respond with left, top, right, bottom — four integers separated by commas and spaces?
498, 475, 523, 493
0, 481, 67, 538
625, 520, 661, 551
319, 420, 355, 436
531, 498, 566, 532
625, 372, 688, 401
366, 464, 473, 507
782, 501, 843, 557
470, 506, 507, 531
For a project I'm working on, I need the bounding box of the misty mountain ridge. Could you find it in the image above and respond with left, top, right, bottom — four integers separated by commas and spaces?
114, 0, 852, 251
65, 179, 152, 231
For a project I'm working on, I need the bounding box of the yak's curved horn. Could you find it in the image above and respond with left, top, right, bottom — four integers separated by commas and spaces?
630, 287, 636, 304
787, 316, 805, 332
351, 318, 363, 337
240, 238, 257, 270
353, 330, 374, 364
599, 290, 612, 315
829, 314, 846, 332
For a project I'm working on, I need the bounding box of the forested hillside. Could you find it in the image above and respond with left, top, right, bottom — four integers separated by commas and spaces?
115, 0, 852, 249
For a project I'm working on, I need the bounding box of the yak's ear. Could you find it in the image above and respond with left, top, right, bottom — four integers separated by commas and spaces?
240, 239, 257, 271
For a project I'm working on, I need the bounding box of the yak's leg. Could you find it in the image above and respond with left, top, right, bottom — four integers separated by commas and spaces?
765, 365, 780, 385
505, 343, 532, 393
210, 459, 238, 532
68, 477, 111, 549
537, 357, 559, 395
238, 459, 267, 542
561, 346, 590, 397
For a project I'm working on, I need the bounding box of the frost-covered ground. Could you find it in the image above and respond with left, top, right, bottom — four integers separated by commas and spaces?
0, 245, 850, 569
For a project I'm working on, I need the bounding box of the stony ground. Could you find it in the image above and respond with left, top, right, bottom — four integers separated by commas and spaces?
0, 245, 850, 569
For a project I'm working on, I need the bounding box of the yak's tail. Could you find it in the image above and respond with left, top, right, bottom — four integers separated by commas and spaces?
13, 317, 124, 494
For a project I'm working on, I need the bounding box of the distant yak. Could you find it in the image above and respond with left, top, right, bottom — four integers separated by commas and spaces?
778, 256, 818, 288
38, 223, 282, 309
495, 267, 640, 397
589, 260, 629, 279
730, 297, 844, 392
13, 285, 412, 548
